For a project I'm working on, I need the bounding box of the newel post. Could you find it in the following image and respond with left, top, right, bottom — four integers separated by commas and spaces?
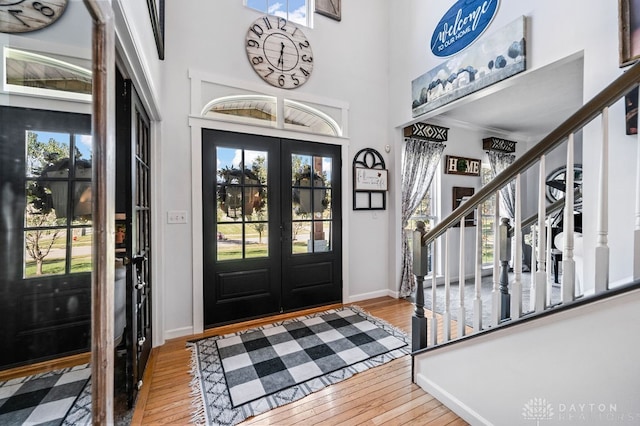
412, 222, 429, 351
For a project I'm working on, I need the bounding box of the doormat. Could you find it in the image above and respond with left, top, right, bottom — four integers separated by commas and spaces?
0, 363, 90, 426
188, 306, 409, 425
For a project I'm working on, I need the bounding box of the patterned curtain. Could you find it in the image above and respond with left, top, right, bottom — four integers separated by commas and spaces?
399, 138, 445, 297
487, 151, 516, 219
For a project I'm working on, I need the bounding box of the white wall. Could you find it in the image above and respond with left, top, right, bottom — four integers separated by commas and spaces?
415, 288, 640, 425
389, 1, 639, 293
159, 0, 392, 338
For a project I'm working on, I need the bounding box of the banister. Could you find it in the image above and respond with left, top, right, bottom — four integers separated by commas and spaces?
421, 60, 640, 246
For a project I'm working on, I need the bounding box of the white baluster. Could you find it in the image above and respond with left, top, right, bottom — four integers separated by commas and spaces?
431, 240, 438, 346
562, 133, 576, 303
443, 229, 451, 342
491, 191, 501, 326
595, 108, 610, 293
530, 223, 537, 312
534, 156, 547, 312
458, 217, 466, 338
474, 206, 483, 332
511, 174, 522, 319
546, 217, 553, 306
635, 88, 640, 281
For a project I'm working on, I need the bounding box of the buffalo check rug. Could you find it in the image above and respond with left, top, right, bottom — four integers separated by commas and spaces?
0, 364, 90, 426
188, 306, 410, 425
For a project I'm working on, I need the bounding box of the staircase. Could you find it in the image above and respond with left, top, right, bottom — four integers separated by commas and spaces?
410, 60, 640, 425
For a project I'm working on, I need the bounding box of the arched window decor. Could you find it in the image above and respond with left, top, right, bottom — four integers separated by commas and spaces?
4, 47, 92, 100
201, 95, 341, 137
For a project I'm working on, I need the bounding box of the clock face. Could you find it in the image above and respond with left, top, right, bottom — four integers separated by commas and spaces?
0, 0, 68, 34
246, 15, 314, 89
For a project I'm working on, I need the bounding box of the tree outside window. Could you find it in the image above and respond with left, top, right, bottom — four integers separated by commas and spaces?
24, 130, 92, 277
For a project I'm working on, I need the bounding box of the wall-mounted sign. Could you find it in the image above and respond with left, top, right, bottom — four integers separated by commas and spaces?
430, 0, 500, 58
413, 16, 525, 117
483, 137, 517, 153
355, 168, 388, 191
445, 155, 481, 176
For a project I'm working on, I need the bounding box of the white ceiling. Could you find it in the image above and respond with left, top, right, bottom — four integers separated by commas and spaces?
416, 53, 585, 142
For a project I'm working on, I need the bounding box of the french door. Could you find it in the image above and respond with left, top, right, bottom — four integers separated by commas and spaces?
202, 130, 342, 327
115, 70, 153, 406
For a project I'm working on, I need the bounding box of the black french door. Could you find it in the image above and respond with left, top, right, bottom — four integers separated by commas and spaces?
202, 130, 342, 327
115, 70, 152, 406
0, 106, 92, 370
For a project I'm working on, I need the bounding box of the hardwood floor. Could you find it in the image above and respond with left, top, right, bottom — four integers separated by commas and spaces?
133, 297, 467, 425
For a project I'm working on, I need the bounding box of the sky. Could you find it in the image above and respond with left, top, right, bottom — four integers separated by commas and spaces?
246, 0, 308, 25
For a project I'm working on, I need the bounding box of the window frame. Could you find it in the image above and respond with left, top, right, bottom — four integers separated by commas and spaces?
244, 0, 313, 27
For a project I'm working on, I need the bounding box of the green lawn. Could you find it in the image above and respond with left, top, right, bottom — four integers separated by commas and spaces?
25, 256, 92, 277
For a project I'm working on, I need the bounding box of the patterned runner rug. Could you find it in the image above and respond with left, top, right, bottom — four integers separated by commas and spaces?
0, 364, 90, 426
188, 305, 410, 425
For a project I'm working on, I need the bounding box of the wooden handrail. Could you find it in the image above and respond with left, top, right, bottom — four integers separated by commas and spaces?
422, 60, 640, 245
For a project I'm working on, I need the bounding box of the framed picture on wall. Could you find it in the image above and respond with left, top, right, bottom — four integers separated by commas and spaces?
147, 0, 165, 60
620, 0, 640, 66
315, 0, 341, 21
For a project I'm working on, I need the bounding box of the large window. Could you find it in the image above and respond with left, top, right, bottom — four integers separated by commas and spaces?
407, 174, 438, 275
480, 156, 496, 266
245, 0, 311, 26
24, 130, 92, 277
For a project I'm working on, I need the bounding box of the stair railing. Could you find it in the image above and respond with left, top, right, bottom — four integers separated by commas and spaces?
411, 60, 640, 351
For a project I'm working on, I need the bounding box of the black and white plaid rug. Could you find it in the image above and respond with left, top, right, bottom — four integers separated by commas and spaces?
188, 306, 410, 425
0, 364, 90, 426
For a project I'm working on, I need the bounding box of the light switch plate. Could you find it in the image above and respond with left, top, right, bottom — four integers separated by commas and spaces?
167, 210, 188, 224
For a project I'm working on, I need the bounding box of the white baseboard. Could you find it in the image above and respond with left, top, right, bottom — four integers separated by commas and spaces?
346, 288, 398, 303
415, 372, 492, 426
164, 326, 194, 341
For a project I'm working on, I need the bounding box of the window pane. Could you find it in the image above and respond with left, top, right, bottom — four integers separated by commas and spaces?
321, 189, 332, 219
292, 154, 312, 186
25, 229, 67, 277
26, 130, 71, 178
217, 223, 242, 261
267, 0, 286, 17
71, 229, 92, 273
288, 0, 307, 25
247, 0, 267, 13
245, 223, 268, 258
73, 181, 92, 224
246, 187, 268, 221
292, 221, 311, 254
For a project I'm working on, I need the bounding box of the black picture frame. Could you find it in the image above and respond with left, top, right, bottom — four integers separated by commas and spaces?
147, 0, 165, 60
315, 0, 341, 22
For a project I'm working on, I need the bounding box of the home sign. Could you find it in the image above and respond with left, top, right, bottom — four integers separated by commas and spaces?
430, 0, 500, 57
445, 155, 481, 176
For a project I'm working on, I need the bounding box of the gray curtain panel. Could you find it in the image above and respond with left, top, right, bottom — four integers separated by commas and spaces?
399, 138, 445, 297
487, 151, 516, 219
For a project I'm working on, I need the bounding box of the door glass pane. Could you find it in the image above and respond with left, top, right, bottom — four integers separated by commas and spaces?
24, 229, 67, 277
26, 130, 71, 177
71, 230, 92, 272
291, 153, 333, 255
292, 221, 312, 253
217, 223, 242, 261
72, 181, 92, 224
245, 223, 268, 258
216, 147, 269, 261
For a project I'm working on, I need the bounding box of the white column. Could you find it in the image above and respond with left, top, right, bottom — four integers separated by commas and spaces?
458, 218, 466, 338
491, 191, 501, 326
595, 108, 610, 293
534, 156, 547, 312
511, 174, 522, 319
474, 207, 483, 332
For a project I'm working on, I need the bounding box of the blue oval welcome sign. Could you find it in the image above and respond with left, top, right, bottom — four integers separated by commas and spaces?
430, 0, 500, 57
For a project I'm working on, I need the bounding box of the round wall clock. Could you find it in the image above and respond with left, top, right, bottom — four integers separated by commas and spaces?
0, 0, 68, 34
245, 15, 314, 89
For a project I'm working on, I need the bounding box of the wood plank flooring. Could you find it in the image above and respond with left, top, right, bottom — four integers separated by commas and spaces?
134, 297, 468, 425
